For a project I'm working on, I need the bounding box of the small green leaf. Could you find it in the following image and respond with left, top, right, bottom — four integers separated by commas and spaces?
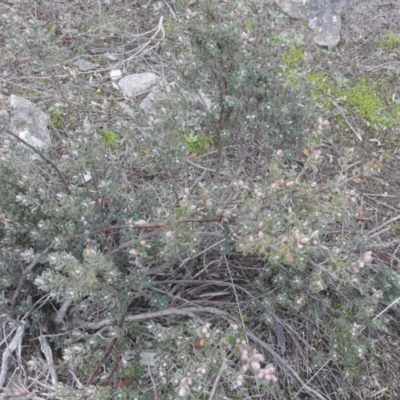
49, 23, 57, 36
246, 19, 255, 30
226, 334, 236, 345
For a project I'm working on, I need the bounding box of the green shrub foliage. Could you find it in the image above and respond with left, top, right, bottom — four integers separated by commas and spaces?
0, 0, 399, 398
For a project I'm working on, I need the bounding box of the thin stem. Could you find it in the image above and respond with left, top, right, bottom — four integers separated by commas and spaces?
6, 129, 71, 195
11, 244, 52, 309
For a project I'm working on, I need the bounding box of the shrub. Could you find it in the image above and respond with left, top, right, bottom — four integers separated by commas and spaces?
167, 1, 314, 162
1, 0, 399, 398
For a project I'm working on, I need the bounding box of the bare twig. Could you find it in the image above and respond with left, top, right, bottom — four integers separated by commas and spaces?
368, 227, 390, 239
163, 0, 177, 19
38, 328, 58, 386
391, 240, 400, 267
144, 250, 190, 276
148, 359, 159, 400
209, 360, 227, 400
244, 329, 327, 400
81, 307, 202, 331
372, 296, 400, 322
0, 178, 26, 193
103, 346, 121, 386
0, 323, 26, 388
85, 337, 118, 387
368, 214, 400, 237
85, 316, 125, 387
328, 99, 363, 141
186, 158, 217, 173
86, 215, 231, 238
6, 129, 71, 195
292, 357, 332, 399
10, 245, 53, 309
123, 17, 165, 66
107, 231, 224, 259
223, 254, 247, 340
365, 61, 400, 72
54, 299, 73, 326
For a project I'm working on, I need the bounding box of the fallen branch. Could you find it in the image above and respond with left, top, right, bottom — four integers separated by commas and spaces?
0, 323, 25, 388
85, 316, 125, 387
38, 329, 58, 386
86, 215, 233, 237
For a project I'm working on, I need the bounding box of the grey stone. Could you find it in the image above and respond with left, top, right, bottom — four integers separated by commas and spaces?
118, 73, 161, 98
19, 130, 49, 150
118, 102, 137, 119
9, 95, 52, 148
188, 91, 212, 112
0, 109, 10, 125
73, 59, 100, 71
140, 84, 212, 117
140, 86, 165, 115
275, 0, 351, 47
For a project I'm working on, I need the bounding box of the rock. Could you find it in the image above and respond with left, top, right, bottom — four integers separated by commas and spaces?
19, 130, 49, 150
73, 59, 100, 71
118, 102, 137, 119
110, 69, 122, 81
188, 91, 212, 112
140, 86, 165, 115
9, 95, 52, 149
118, 73, 161, 98
0, 109, 10, 125
275, 0, 351, 47
103, 51, 118, 61
140, 84, 212, 117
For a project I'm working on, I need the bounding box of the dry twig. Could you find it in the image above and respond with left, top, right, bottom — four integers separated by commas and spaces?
0, 323, 25, 388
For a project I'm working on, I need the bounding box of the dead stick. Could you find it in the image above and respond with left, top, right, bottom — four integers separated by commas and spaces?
85, 316, 125, 387
6, 129, 71, 195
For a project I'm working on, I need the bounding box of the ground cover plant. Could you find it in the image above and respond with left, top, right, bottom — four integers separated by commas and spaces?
1, 0, 400, 399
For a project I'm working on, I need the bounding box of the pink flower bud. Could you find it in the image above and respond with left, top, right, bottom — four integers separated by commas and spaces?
250, 360, 261, 371
362, 251, 372, 263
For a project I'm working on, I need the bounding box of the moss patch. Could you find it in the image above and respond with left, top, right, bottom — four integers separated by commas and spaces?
49, 107, 65, 130
281, 44, 305, 85
377, 30, 400, 51
307, 72, 337, 109
307, 72, 399, 128
245, 19, 255, 30
102, 130, 120, 148
49, 107, 77, 131
15, 89, 41, 99
164, 22, 177, 38
343, 78, 390, 125
282, 45, 304, 68
182, 131, 212, 155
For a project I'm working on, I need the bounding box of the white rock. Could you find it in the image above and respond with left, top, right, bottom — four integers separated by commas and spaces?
118, 73, 160, 98
275, 0, 350, 47
110, 69, 122, 81
9, 95, 52, 158
83, 171, 92, 183
103, 52, 118, 61
19, 130, 48, 150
